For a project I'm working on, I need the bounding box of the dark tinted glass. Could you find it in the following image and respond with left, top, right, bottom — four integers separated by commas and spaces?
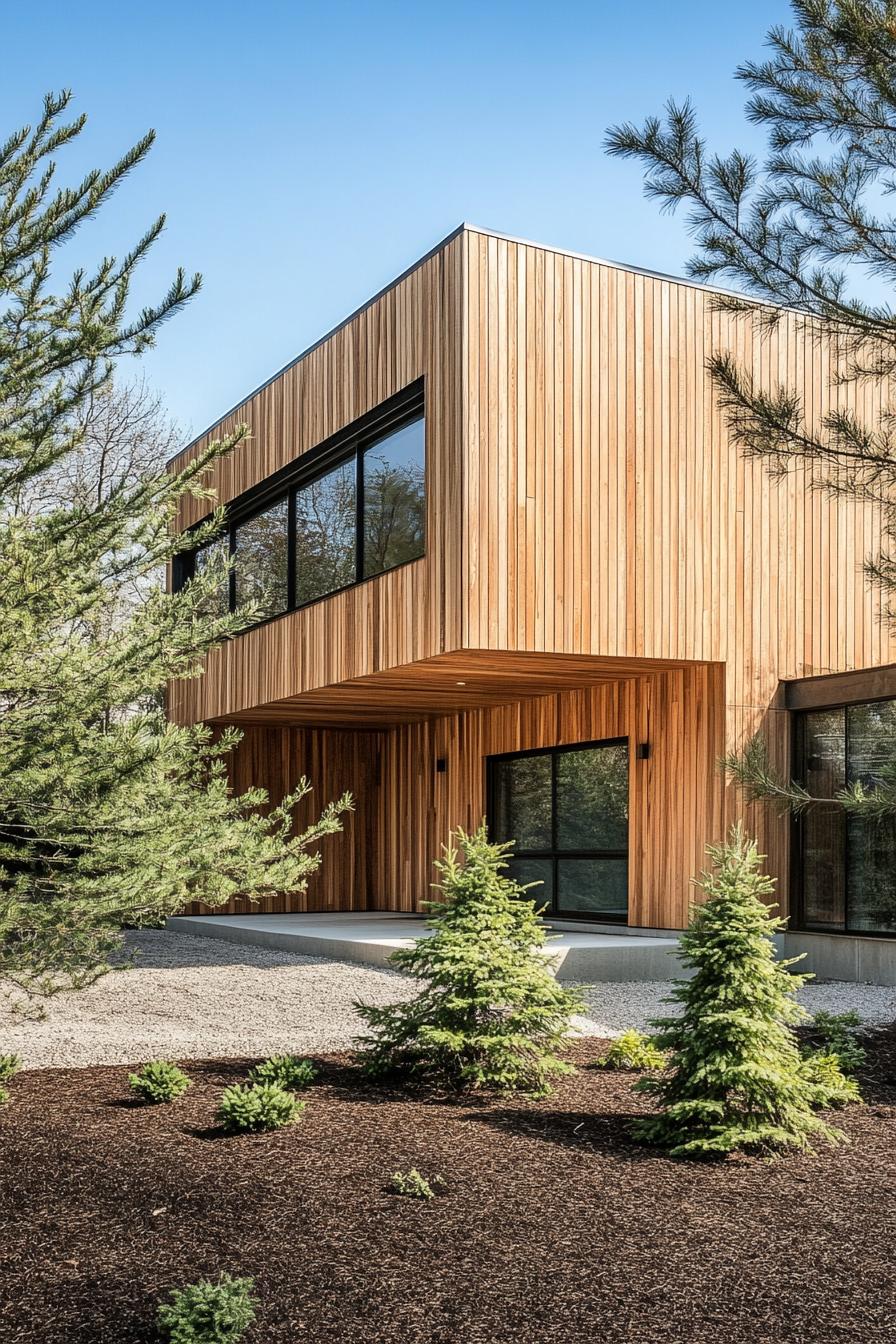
507, 858, 553, 910
295, 458, 356, 605
803, 709, 846, 799
846, 700, 896, 931
491, 754, 552, 850
234, 498, 289, 620
178, 402, 425, 631
800, 709, 847, 929
489, 739, 630, 921
797, 700, 896, 933
847, 700, 896, 788
557, 858, 628, 917
556, 744, 628, 850
362, 416, 425, 578
192, 535, 231, 620
847, 815, 896, 932
801, 806, 847, 930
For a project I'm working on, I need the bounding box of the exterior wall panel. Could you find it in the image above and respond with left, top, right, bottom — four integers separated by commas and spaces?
460, 228, 896, 911
168, 234, 465, 724
172, 226, 896, 925
186, 725, 382, 916
374, 662, 725, 929
191, 663, 724, 930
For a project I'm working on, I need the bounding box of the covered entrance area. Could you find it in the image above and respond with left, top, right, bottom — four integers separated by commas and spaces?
184, 651, 726, 933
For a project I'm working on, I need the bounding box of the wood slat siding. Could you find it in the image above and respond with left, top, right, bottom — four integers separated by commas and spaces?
460, 228, 896, 909
173, 225, 896, 923
187, 725, 380, 916
462, 228, 891, 670
214, 649, 697, 727
168, 234, 464, 724
194, 662, 723, 926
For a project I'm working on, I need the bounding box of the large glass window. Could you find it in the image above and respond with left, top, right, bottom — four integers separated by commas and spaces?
234, 498, 289, 620
174, 386, 425, 628
362, 417, 425, 578
491, 753, 552, 851
295, 459, 356, 606
191, 535, 230, 620
488, 739, 629, 921
795, 699, 896, 934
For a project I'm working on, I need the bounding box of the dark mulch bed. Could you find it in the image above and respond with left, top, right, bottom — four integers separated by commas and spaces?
2, 1037, 896, 1344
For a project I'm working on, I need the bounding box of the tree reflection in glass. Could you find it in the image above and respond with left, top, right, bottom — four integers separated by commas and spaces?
846, 700, 896, 931
192, 534, 231, 620
362, 417, 425, 578
492, 754, 552, 851
234, 498, 289, 621
295, 459, 356, 605
556, 745, 628, 850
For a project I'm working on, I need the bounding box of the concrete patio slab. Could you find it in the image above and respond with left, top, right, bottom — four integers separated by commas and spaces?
165, 912, 685, 982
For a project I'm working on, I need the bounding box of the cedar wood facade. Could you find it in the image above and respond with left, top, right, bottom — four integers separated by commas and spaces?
168, 225, 896, 938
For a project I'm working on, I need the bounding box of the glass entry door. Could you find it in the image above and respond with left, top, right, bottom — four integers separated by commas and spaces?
487, 738, 629, 921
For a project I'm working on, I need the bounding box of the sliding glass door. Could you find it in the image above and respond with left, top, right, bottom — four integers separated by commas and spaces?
487, 739, 629, 921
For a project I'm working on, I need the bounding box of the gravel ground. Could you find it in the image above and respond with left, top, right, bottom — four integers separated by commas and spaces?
3, 929, 895, 1069
576, 977, 896, 1032
0, 932, 417, 1069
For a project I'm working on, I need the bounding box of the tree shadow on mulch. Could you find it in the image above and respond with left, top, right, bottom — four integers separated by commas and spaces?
459, 1105, 653, 1158
304, 1052, 669, 1167
299, 1054, 486, 1109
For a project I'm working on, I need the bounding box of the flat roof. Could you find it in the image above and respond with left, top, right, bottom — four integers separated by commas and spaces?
169, 221, 764, 466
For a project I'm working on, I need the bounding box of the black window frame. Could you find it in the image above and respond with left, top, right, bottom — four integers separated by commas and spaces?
172, 379, 426, 627
791, 692, 896, 937
486, 737, 630, 924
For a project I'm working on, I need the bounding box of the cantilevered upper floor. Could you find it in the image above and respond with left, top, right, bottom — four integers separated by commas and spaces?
168, 224, 896, 728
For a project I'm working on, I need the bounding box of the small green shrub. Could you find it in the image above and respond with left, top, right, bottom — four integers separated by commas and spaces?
355, 823, 583, 1096
217, 1082, 305, 1134
156, 1272, 257, 1343
388, 1168, 443, 1200
800, 1050, 863, 1107
811, 1010, 867, 1074
596, 1029, 666, 1070
128, 1060, 191, 1104
635, 827, 844, 1156
247, 1054, 316, 1091
0, 1084, 8, 1107
0, 1053, 21, 1083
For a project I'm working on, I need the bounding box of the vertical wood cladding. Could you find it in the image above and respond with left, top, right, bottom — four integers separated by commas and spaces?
188, 663, 724, 930
374, 662, 724, 929
185, 725, 381, 916
462, 229, 891, 675
173, 225, 896, 924
168, 234, 464, 725
460, 228, 896, 905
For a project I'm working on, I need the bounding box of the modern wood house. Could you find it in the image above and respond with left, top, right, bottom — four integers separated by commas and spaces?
168, 224, 896, 974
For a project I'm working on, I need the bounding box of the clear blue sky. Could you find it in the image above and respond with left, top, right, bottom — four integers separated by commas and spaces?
5, 0, 784, 439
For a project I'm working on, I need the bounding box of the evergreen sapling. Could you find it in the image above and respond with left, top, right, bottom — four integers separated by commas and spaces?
355, 823, 582, 1095
635, 825, 846, 1156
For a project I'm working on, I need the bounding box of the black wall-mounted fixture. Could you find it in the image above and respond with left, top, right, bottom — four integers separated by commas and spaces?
436, 757, 447, 774
636, 742, 650, 760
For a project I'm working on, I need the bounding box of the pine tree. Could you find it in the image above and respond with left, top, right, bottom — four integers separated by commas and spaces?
0, 92, 349, 1007
635, 825, 844, 1156
605, 1, 896, 816
354, 824, 582, 1096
